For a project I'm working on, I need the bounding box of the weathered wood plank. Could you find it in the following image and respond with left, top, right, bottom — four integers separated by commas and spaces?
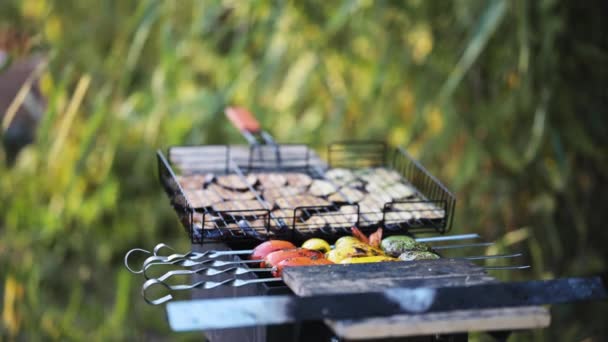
328, 306, 550, 339
282, 259, 491, 296
282, 260, 550, 339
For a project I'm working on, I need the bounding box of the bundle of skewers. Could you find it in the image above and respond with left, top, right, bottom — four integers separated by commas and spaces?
125, 227, 529, 305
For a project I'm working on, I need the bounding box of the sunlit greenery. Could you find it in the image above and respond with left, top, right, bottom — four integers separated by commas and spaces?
1, 0, 606, 340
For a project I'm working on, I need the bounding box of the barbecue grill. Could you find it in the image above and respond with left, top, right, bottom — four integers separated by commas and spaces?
125, 107, 606, 342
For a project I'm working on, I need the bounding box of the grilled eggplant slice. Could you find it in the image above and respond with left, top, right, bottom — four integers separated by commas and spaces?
398, 251, 441, 261
381, 235, 432, 257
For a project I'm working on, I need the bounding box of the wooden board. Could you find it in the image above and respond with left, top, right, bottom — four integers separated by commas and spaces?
282, 260, 550, 339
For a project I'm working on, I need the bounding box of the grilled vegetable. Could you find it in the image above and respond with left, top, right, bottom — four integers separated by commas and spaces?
250, 240, 296, 260
335, 236, 360, 248
339, 255, 399, 264
301, 238, 331, 253
398, 251, 441, 261
351, 227, 370, 244
325, 244, 384, 263
262, 248, 324, 268
272, 256, 333, 277
380, 235, 432, 257
368, 228, 383, 248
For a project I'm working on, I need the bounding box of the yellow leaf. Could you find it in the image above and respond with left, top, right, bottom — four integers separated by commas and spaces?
3, 275, 24, 336
44, 15, 63, 43
21, 0, 47, 19
406, 24, 433, 63
425, 105, 444, 135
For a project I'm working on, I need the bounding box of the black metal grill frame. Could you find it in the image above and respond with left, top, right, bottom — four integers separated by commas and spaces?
157, 141, 455, 244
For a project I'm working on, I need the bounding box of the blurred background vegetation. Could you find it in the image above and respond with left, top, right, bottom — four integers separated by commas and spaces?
0, 0, 606, 340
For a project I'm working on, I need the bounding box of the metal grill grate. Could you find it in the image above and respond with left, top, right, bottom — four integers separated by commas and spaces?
157, 142, 455, 244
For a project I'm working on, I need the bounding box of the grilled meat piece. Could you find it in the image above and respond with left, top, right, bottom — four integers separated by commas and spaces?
284, 173, 313, 188
274, 195, 331, 210
215, 174, 257, 190
308, 180, 338, 197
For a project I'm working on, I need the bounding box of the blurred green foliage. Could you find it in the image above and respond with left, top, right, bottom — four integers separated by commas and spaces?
1, 0, 606, 340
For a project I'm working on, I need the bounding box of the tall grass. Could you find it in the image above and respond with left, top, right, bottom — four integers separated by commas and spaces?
1, 0, 606, 340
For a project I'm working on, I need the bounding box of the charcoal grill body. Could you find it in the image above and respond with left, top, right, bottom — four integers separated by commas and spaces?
191, 243, 470, 342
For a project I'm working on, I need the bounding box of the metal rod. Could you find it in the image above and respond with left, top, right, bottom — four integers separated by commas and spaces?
145, 253, 526, 282
142, 277, 283, 305
432, 242, 494, 250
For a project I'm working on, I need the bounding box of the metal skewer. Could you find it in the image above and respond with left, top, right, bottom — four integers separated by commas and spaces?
144, 253, 523, 280
138, 240, 495, 276
125, 233, 483, 274
142, 254, 530, 305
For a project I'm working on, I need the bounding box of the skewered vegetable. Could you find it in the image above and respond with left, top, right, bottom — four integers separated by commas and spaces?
325, 244, 384, 263
398, 251, 441, 261
351, 227, 370, 244
301, 238, 331, 253
368, 228, 383, 248
250, 240, 296, 260
339, 255, 399, 264
272, 256, 333, 277
335, 236, 360, 248
262, 248, 324, 268
380, 235, 432, 257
